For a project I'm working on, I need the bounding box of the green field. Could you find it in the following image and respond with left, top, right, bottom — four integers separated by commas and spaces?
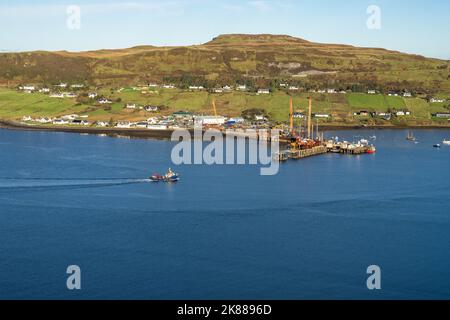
0, 88, 448, 125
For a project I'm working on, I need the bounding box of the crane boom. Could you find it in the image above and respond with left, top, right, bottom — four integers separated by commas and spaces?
212, 99, 218, 117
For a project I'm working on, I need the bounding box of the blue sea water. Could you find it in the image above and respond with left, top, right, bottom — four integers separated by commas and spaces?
0, 128, 449, 300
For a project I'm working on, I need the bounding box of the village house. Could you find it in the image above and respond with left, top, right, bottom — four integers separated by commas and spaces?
289, 86, 299, 91
145, 105, 159, 112
61, 114, 79, 120
257, 88, 271, 94
236, 85, 247, 91
88, 93, 98, 99
36, 117, 52, 124
222, 85, 232, 92
98, 98, 112, 104
22, 116, 32, 122
430, 98, 446, 103
64, 92, 77, 98
39, 88, 50, 93
55, 83, 67, 88
327, 89, 337, 94
53, 119, 69, 125
279, 83, 288, 88
395, 110, 411, 116
403, 92, 412, 97
433, 112, 450, 118
194, 115, 227, 126
71, 119, 89, 126
49, 93, 65, 98
148, 83, 159, 88
353, 110, 370, 116
96, 121, 109, 127
313, 113, 331, 119
21, 85, 36, 91
188, 86, 204, 90
71, 84, 84, 88
125, 103, 137, 109
116, 121, 131, 128
162, 84, 176, 89
213, 88, 223, 93
368, 90, 377, 94
293, 112, 305, 119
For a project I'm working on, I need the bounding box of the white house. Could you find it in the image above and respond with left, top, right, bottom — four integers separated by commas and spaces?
49, 93, 65, 98
98, 98, 112, 104
236, 85, 247, 91
255, 115, 267, 121
71, 84, 84, 88
88, 93, 98, 99
39, 88, 50, 93
116, 121, 131, 128
327, 89, 337, 94
368, 90, 376, 94
96, 121, 109, 127
62, 114, 79, 120
430, 98, 445, 103
403, 92, 412, 97
36, 117, 52, 124
289, 86, 299, 91
213, 88, 223, 93
258, 89, 270, 94
53, 119, 69, 125
55, 83, 67, 88
395, 110, 411, 116
22, 85, 36, 91
162, 84, 176, 89
279, 83, 288, 88
145, 106, 158, 112
22, 116, 33, 122
64, 92, 77, 98
222, 85, 232, 91
194, 116, 227, 126
148, 83, 159, 88
125, 103, 137, 109
313, 113, 331, 119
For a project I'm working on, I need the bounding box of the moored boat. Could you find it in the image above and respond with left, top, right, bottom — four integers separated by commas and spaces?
433, 144, 441, 148
366, 146, 377, 154
443, 139, 450, 146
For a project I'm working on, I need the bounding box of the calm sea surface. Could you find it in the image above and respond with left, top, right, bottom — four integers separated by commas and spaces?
0, 128, 450, 299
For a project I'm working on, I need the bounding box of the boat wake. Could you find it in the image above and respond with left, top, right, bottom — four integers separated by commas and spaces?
0, 178, 149, 193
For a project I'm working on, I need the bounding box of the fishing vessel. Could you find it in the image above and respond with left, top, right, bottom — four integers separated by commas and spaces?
406, 131, 416, 141
443, 139, 450, 146
433, 144, 441, 148
150, 168, 180, 182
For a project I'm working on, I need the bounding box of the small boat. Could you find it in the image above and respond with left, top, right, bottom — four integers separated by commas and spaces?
443, 139, 450, 146
433, 144, 441, 148
150, 169, 180, 182
366, 146, 377, 154
406, 131, 416, 141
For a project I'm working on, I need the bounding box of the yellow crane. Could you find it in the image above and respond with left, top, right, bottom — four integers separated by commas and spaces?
212, 99, 218, 117
289, 97, 294, 134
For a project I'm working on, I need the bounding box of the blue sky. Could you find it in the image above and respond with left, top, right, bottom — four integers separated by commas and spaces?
0, 0, 449, 59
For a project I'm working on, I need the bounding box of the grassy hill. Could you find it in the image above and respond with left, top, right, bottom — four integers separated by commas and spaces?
1, 87, 449, 127
0, 34, 449, 94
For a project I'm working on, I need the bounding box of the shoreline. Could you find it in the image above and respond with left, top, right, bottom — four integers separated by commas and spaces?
1, 119, 450, 140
